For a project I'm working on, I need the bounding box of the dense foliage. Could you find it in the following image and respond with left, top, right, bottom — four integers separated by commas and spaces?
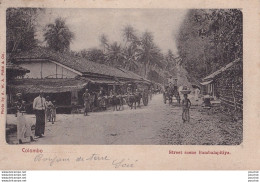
7, 9, 178, 83
177, 9, 243, 80
6, 8, 42, 53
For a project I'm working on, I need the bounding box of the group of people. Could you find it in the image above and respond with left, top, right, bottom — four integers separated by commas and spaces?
82, 88, 108, 116
15, 91, 55, 144
82, 86, 130, 116
82, 85, 153, 115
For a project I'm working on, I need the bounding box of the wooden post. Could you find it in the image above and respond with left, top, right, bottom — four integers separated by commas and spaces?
56, 64, 57, 78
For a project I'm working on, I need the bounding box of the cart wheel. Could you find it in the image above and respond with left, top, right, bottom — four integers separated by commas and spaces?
143, 97, 148, 106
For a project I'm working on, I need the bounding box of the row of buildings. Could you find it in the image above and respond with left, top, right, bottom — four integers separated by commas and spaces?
7, 47, 152, 113
6, 46, 243, 114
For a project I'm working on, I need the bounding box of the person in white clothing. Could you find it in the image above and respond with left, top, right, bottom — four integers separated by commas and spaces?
15, 93, 36, 144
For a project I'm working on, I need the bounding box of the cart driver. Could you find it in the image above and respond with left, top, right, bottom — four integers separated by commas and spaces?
168, 76, 174, 87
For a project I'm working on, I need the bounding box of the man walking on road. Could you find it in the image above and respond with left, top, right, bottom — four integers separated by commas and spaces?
33, 90, 46, 138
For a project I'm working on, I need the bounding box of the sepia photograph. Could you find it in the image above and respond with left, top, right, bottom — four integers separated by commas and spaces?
5, 8, 243, 145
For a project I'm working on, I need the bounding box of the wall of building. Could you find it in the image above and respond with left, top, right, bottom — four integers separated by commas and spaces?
17, 60, 79, 79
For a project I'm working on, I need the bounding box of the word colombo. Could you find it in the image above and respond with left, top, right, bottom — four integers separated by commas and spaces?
169, 150, 231, 155
22, 148, 43, 153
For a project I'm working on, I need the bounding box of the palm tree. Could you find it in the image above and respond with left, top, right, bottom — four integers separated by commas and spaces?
122, 46, 139, 71
122, 25, 138, 44
105, 42, 124, 66
165, 49, 176, 70
136, 31, 164, 78
43, 17, 74, 52
122, 25, 140, 71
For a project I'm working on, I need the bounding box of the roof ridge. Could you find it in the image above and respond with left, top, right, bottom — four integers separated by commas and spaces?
13, 46, 149, 81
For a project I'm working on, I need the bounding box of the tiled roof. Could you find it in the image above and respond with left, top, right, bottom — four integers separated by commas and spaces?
13, 47, 147, 81
6, 56, 29, 73
202, 59, 242, 81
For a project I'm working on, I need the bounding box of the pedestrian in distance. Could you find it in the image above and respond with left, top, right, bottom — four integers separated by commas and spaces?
180, 86, 191, 123
182, 94, 191, 122
15, 93, 37, 144
51, 100, 57, 124
45, 96, 55, 123
33, 90, 46, 138
98, 88, 106, 111
82, 89, 91, 116
45, 96, 52, 121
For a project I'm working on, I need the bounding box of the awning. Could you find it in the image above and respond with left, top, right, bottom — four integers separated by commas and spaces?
87, 78, 122, 85
7, 78, 89, 94
200, 80, 213, 85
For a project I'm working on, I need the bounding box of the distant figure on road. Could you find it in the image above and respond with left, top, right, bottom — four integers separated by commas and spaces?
98, 87, 107, 110
45, 96, 53, 122
182, 94, 191, 122
45, 96, 56, 124
33, 90, 46, 138
180, 86, 191, 123
83, 89, 91, 116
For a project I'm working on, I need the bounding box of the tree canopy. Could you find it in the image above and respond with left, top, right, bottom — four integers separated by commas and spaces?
43, 18, 75, 52
177, 9, 242, 79
81, 26, 166, 80
6, 8, 42, 53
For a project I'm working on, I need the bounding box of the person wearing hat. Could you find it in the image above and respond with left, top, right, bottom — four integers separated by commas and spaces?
15, 93, 36, 144
33, 90, 46, 138
82, 89, 91, 116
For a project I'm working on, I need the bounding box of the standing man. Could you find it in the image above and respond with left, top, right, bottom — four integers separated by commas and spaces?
82, 89, 91, 116
33, 90, 46, 138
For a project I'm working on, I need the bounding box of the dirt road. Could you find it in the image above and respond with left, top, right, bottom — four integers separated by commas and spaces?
6, 94, 242, 145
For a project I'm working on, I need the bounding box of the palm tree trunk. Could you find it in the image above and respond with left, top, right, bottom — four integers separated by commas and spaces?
144, 63, 150, 79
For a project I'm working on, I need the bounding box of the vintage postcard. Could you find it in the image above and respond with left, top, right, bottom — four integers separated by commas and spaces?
0, 0, 259, 170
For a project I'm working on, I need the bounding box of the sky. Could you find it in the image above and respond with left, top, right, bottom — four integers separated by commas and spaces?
36, 9, 188, 55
